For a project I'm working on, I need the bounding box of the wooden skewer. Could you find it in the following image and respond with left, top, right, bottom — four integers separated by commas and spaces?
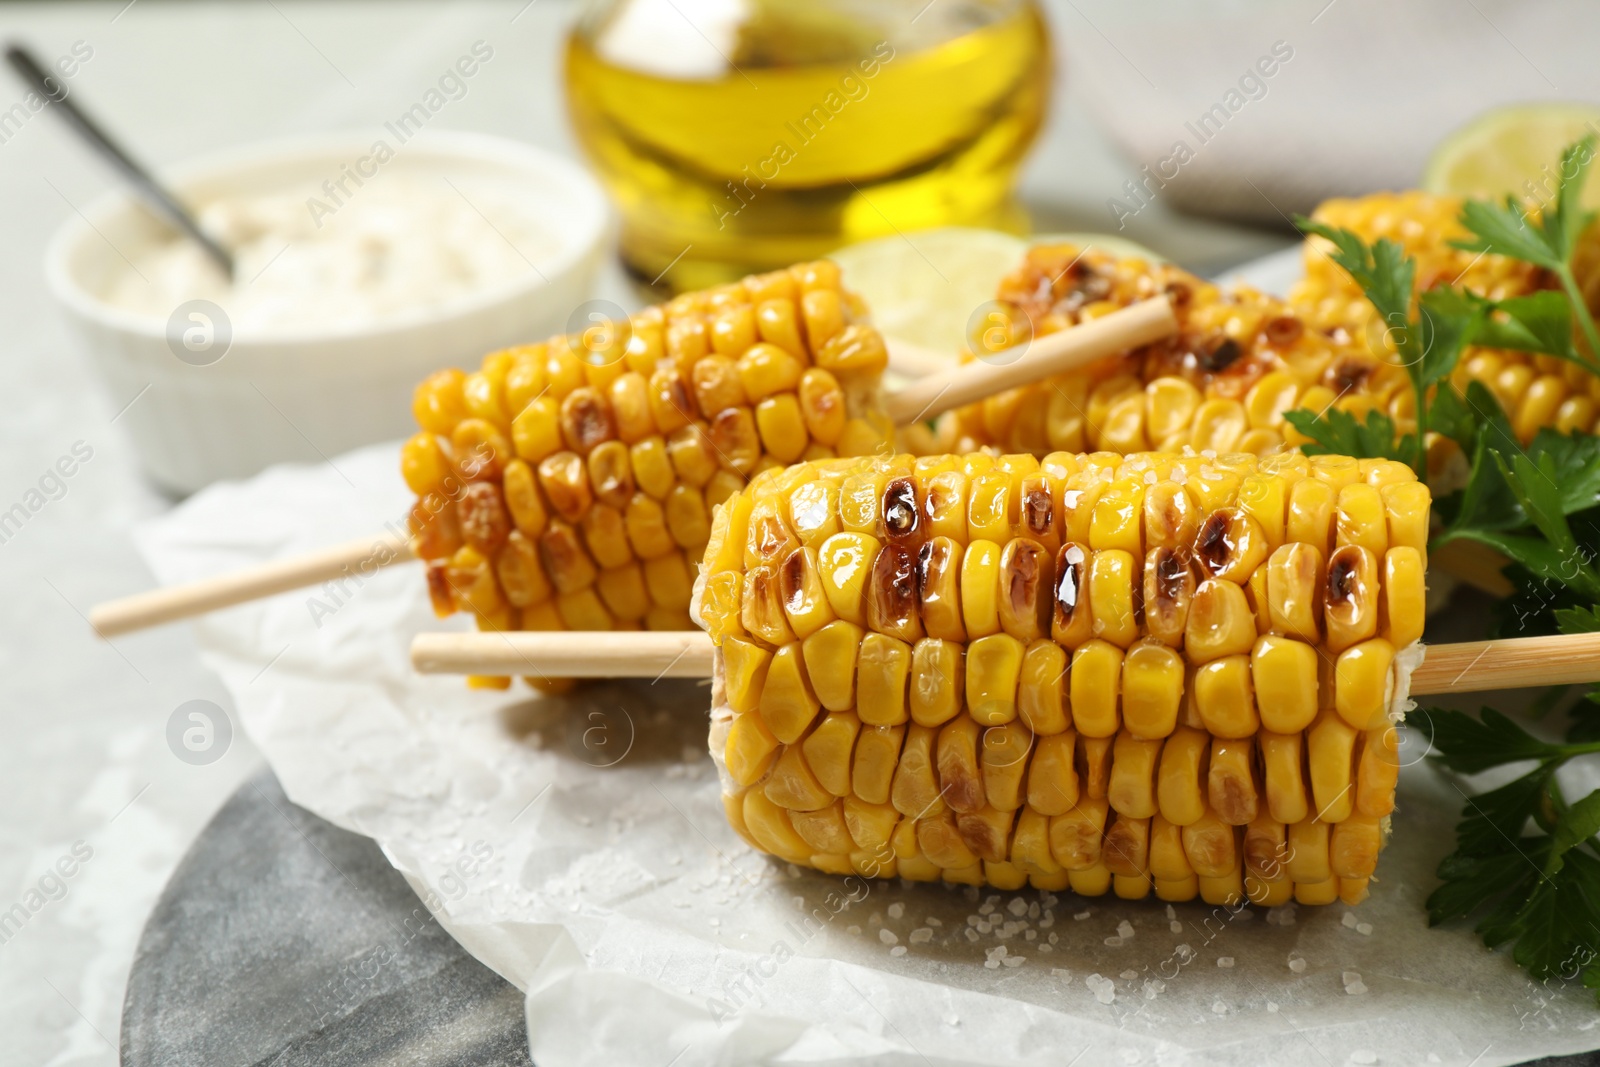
88, 301, 1179, 638
89, 531, 412, 638
410, 629, 1600, 698
881, 297, 1176, 426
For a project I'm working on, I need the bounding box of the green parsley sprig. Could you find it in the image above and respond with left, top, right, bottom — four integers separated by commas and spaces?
1288, 137, 1600, 1001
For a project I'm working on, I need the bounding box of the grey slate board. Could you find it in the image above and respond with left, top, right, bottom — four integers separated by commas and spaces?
120, 770, 531, 1067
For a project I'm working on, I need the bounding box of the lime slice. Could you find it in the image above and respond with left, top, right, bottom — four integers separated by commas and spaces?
832, 227, 1168, 367
1424, 103, 1600, 209
831, 228, 1026, 358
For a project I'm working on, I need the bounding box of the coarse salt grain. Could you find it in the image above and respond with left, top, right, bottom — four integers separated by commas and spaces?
1288, 957, 1307, 973
890, 945, 907, 957
1217, 957, 1234, 968
879, 929, 898, 945
1357, 922, 1373, 936
888, 903, 904, 919
1075, 910, 1091, 920
910, 928, 933, 944
1008, 898, 1028, 917
1117, 920, 1135, 940
1341, 913, 1358, 929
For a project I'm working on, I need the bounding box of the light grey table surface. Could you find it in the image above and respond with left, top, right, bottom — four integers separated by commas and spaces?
0, 2, 1303, 1064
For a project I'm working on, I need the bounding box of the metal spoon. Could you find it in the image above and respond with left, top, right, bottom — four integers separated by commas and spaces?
6, 43, 234, 278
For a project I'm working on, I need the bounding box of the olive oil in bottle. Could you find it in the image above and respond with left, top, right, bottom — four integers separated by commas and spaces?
565, 0, 1051, 291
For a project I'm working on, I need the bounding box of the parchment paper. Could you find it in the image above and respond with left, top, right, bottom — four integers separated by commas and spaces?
131, 247, 1600, 1066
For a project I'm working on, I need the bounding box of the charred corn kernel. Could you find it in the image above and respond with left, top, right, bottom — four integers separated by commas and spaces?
915, 538, 965, 642
581, 504, 633, 570
816, 325, 889, 376
1069, 640, 1123, 738
1050, 797, 1110, 870
935, 717, 983, 813
1142, 547, 1196, 648
1181, 810, 1237, 878
778, 547, 836, 640
1251, 635, 1318, 733
411, 498, 462, 565
1122, 640, 1184, 739
1325, 545, 1380, 653
1018, 639, 1070, 735
497, 531, 552, 607
1157, 726, 1209, 826
1078, 735, 1113, 800
452, 419, 512, 482
923, 470, 969, 543
910, 638, 963, 728
457, 482, 511, 555
1208, 737, 1259, 825
967, 470, 1012, 544
998, 539, 1053, 641
665, 484, 711, 550
709, 452, 1424, 898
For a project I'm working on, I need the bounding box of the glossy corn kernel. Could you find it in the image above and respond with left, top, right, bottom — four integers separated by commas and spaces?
407, 262, 892, 689
703, 451, 1428, 901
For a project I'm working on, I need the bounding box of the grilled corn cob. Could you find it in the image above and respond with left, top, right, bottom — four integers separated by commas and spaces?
695, 450, 1427, 905
921, 245, 1398, 462
1291, 190, 1600, 442
402, 262, 893, 688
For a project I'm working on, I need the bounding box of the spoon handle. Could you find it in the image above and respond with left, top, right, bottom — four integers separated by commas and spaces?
5, 43, 234, 277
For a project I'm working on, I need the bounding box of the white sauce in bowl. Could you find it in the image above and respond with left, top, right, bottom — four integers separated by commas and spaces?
105, 175, 563, 334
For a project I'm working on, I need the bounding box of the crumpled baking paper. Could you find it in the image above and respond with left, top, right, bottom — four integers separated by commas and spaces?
134, 442, 1600, 1067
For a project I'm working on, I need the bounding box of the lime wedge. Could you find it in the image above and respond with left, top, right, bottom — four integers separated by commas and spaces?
831, 228, 1026, 357
1424, 103, 1600, 209
832, 228, 1166, 363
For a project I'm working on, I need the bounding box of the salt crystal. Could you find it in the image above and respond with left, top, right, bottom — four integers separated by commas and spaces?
1267, 904, 1297, 927
965, 928, 979, 942
967, 915, 982, 926
1357, 922, 1373, 936
910, 928, 933, 944
1288, 957, 1307, 973
1003, 956, 1025, 968
1039, 944, 1052, 953
793, 896, 806, 908
984, 958, 1000, 970
879, 929, 898, 945
1049, 932, 1059, 944
1075, 910, 1091, 920
979, 902, 996, 916
1217, 957, 1235, 968
1169, 921, 1183, 934
847, 925, 861, 935
1051, 967, 1072, 979
926, 917, 942, 927
1085, 973, 1116, 1005
1104, 936, 1123, 947
1008, 898, 1028, 917
1341, 913, 1358, 929
1350, 1051, 1377, 1065
1343, 971, 1367, 995
1121, 969, 1138, 980
1025, 930, 1037, 941
1117, 920, 1135, 940
1165, 905, 1176, 919
888, 902, 904, 919
890, 945, 907, 957
1028, 902, 1041, 920
1212, 1001, 1229, 1015
1267, 1001, 1279, 1013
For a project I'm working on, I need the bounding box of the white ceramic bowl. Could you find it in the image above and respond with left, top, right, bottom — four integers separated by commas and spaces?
47, 130, 609, 494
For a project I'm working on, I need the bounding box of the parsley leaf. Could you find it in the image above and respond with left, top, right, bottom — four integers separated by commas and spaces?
1475, 291, 1582, 362
1281, 407, 1413, 463
1416, 706, 1570, 774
